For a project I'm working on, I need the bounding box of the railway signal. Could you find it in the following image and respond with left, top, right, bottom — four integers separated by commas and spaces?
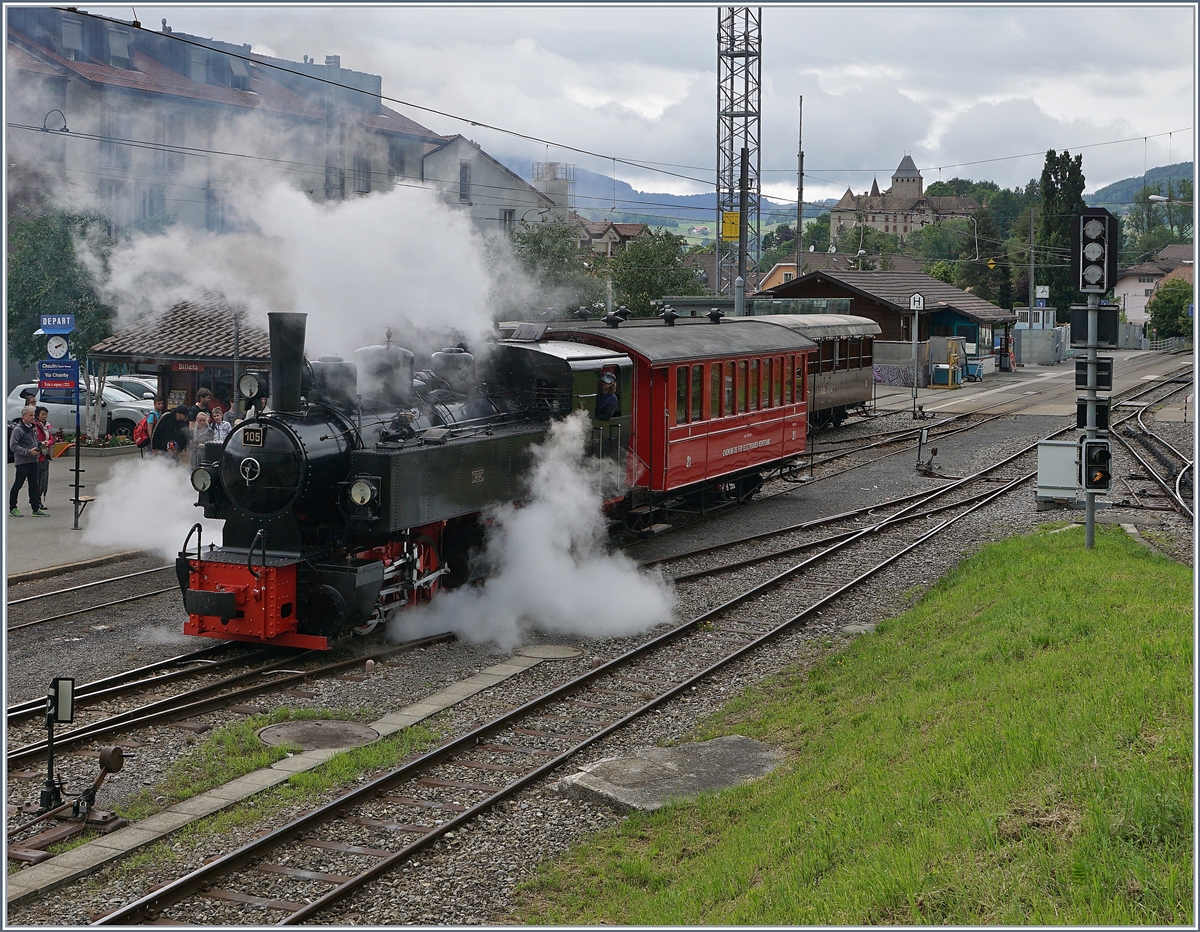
1081, 439, 1112, 492
1071, 207, 1119, 294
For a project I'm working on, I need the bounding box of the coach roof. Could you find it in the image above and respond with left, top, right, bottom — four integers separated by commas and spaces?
544, 317, 815, 364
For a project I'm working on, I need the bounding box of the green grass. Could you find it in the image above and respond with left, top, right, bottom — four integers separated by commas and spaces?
517, 524, 1193, 925
106, 722, 439, 881
115, 706, 375, 821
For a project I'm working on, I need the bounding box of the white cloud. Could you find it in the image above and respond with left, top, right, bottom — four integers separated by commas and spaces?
125, 4, 1197, 197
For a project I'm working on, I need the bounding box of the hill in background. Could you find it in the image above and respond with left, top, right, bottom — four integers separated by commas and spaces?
499, 157, 832, 226
1085, 161, 1193, 212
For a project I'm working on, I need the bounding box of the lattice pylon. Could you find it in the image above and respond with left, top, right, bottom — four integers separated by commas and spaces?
716, 7, 762, 296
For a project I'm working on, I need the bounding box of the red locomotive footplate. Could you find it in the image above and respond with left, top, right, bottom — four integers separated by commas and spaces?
183, 558, 329, 650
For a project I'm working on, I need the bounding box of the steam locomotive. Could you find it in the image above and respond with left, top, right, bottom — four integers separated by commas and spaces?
178, 309, 824, 649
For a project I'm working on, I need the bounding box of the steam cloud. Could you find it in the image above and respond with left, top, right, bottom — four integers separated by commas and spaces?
83, 181, 542, 357
83, 456, 223, 561
388, 411, 677, 651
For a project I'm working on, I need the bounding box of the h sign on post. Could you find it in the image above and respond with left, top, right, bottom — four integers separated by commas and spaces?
1071, 208, 1119, 294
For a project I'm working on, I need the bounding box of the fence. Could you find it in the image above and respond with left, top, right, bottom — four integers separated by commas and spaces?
1142, 337, 1193, 352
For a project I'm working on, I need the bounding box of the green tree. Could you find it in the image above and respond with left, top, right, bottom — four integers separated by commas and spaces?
926, 260, 956, 284
954, 209, 1012, 305
509, 218, 606, 314
1038, 149, 1087, 321
7, 210, 115, 367
1146, 278, 1193, 338
611, 227, 706, 315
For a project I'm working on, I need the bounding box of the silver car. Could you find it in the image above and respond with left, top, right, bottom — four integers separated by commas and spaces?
6, 382, 155, 439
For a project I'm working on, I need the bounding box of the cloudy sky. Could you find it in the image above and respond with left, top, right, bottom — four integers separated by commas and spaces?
121, 4, 1196, 203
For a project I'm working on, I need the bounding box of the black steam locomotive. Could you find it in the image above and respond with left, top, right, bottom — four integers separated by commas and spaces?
179, 311, 626, 649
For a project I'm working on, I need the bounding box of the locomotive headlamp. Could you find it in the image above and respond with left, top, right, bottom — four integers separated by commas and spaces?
191, 467, 213, 492
349, 478, 375, 505
238, 372, 262, 398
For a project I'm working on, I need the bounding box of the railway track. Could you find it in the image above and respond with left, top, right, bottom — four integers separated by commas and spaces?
9, 364, 1191, 919
1111, 387, 1194, 519
5, 635, 453, 774
5, 563, 178, 632
92, 416, 1101, 925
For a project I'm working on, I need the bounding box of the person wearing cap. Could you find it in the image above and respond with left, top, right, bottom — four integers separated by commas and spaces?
595, 371, 619, 421
151, 404, 191, 458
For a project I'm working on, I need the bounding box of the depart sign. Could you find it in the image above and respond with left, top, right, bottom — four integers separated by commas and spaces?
39, 314, 76, 335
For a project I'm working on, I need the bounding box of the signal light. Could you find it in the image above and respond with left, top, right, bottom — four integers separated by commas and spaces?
1081, 438, 1112, 492
1071, 208, 1119, 294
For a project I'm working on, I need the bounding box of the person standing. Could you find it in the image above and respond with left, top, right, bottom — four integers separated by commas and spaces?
33, 406, 53, 510
151, 405, 191, 459
188, 388, 213, 423
9, 406, 47, 516
189, 411, 214, 469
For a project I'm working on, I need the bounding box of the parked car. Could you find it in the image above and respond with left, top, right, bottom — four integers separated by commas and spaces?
106, 376, 160, 400
6, 382, 155, 440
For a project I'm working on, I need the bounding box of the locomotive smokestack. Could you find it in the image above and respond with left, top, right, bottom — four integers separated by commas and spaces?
269, 312, 307, 413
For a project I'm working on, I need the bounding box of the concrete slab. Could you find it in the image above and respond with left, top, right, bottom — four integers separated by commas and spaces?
555, 735, 785, 813
168, 795, 233, 817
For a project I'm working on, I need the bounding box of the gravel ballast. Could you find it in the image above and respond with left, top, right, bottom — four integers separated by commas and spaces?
7, 402, 1192, 926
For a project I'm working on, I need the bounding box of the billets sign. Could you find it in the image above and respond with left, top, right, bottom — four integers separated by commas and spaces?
37, 359, 79, 391
172, 362, 205, 372
39, 314, 76, 335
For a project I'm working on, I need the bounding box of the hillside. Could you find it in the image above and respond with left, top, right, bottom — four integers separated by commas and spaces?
498, 157, 832, 224
1085, 161, 1193, 211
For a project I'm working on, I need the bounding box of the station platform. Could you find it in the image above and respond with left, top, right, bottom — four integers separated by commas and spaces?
4, 449, 147, 580
871, 350, 1192, 419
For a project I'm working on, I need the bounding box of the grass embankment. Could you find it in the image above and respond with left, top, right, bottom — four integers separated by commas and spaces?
519, 524, 1193, 925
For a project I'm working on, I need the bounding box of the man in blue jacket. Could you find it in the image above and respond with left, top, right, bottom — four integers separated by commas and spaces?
9, 406, 47, 516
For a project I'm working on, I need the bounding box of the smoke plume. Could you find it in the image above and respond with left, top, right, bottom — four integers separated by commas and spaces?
387, 412, 676, 651
82, 456, 222, 560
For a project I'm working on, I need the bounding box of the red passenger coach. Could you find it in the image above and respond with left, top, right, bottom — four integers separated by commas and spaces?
546, 317, 816, 498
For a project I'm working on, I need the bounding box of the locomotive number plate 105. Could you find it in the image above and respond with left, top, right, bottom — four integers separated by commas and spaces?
242, 426, 264, 446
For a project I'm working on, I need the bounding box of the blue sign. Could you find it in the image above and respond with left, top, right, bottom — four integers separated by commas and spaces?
1035, 299, 1048, 308
39, 314, 76, 335
37, 359, 79, 391
1189, 304, 1194, 318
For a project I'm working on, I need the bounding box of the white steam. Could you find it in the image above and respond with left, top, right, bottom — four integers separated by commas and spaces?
83, 457, 223, 561
388, 412, 676, 651
86, 181, 522, 356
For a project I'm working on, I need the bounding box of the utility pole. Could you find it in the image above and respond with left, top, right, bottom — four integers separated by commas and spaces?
716, 7, 762, 296
1028, 208, 1035, 311
796, 96, 804, 274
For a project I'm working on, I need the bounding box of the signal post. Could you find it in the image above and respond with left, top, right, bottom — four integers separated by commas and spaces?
1070, 208, 1118, 549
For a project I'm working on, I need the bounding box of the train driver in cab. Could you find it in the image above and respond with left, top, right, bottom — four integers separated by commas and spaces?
595, 371, 619, 421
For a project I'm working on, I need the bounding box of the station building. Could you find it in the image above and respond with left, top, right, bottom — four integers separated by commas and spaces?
88, 297, 269, 410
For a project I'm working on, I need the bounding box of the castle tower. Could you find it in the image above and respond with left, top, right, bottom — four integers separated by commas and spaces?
890, 155, 922, 197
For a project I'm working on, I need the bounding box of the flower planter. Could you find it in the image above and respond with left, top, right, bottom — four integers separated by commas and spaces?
73, 444, 140, 457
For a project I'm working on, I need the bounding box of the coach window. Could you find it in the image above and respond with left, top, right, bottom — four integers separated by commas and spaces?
737, 360, 748, 413
848, 338, 860, 368
748, 359, 759, 411
837, 338, 849, 371
724, 362, 734, 416
761, 357, 772, 408
676, 366, 688, 424
711, 364, 721, 418
783, 354, 794, 404
798, 357, 808, 401
774, 356, 783, 406
691, 365, 705, 422
820, 339, 834, 373
862, 338, 873, 367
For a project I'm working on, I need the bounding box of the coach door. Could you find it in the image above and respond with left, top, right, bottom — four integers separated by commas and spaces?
664, 363, 709, 489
